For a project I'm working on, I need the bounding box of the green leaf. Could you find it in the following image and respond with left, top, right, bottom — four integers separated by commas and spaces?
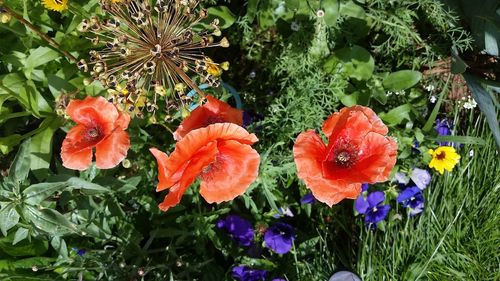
197, 6, 236, 30
12, 228, 28, 245
382, 70, 422, 91
340, 0, 367, 20
24, 47, 60, 79
0, 203, 20, 236
0, 234, 48, 257
25, 206, 77, 236
324, 45, 375, 81
7, 139, 31, 184
323, 0, 340, 27
50, 236, 68, 258
463, 73, 500, 148
380, 104, 412, 125
30, 117, 63, 181
0, 134, 22, 155
66, 177, 110, 194
246, 0, 260, 21
451, 46, 468, 74
22, 182, 68, 205
423, 77, 450, 132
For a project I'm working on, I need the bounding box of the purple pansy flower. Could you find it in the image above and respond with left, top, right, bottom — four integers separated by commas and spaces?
394, 172, 410, 185
264, 222, 296, 254
354, 191, 391, 227
232, 266, 267, 281
217, 215, 254, 247
300, 193, 316, 204
435, 119, 451, 145
410, 168, 431, 190
397, 186, 425, 216
272, 279, 286, 281
361, 183, 369, 192
72, 248, 86, 256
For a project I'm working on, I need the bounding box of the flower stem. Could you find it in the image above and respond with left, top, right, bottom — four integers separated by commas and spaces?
1, 4, 78, 63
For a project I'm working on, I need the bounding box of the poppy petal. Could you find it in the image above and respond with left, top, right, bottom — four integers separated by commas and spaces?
115, 111, 131, 130
66, 96, 119, 129
199, 140, 260, 203
173, 96, 243, 140
165, 123, 258, 184
322, 106, 387, 138
158, 141, 218, 211
293, 130, 327, 180
150, 148, 186, 191
94, 130, 130, 169
306, 178, 361, 207
355, 132, 397, 183
61, 124, 94, 170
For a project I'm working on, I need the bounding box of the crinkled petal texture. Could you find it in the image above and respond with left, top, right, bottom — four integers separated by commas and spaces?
293, 106, 397, 207
61, 96, 130, 170
151, 123, 259, 212
293, 130, 361, 206
173, 95, 243, 140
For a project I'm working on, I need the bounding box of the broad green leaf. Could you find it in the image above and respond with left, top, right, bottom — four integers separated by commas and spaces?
7, 139, 31, 184
197, 6, 236, 30
323, 0, 340, 27
11, 257, 54, 269
247, 0, 260, 21
380, 104, 412, 125
22, 182, 68, 205
25, 206, 77, 236
463, 73, 500, 148
383, 70, 422, 91
451, 46, 468, 74
24, 47, 60, 78
0, 203, 20, 236
324, 45, 374, 81
12, 228, 28, 245
30, 117, 63, 181
47, 74, 77, 97
66, 177, 110, 194
340, 0, 366, 20
339, 92, 359, 106
0, 234, 48, 257
0, 134, 22, 155
51, 236, 68, 258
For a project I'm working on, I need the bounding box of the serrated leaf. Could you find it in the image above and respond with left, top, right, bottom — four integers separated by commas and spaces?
0, 204, 20, 236
383, 70, 422, 91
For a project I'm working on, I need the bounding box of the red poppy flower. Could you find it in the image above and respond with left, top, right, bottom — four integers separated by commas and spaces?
61, 96, 130, 170
151, 123, 260, 211
293, 106, 397, 206
173, 95, 243, 140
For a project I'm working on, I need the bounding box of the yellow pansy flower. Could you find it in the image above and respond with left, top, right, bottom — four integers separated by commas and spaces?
41, 0, 68, 12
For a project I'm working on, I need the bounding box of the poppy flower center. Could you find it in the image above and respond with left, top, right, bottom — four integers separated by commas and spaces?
436, 151, 446, 160
85, 127, 102, 141
333, 148, 358, 168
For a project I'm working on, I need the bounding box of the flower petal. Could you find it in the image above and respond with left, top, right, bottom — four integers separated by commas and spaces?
66, 96, 119, 131
173, 96, 243, 140
199, 140, 260, 203
165, 123, 258, 186
354, 194, 369, 214
61, 125, 94, 170
365, 205, 390, 224
157, 141, 218, 211
366, 191, 385, 207
94, 130, 130, 169
322, 106, 387, 138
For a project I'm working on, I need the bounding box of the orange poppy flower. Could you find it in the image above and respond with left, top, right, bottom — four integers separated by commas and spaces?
173, 95, 243, 140
293, 106, 397, 206
61, 96, 130, 170
150, 123, 260, 212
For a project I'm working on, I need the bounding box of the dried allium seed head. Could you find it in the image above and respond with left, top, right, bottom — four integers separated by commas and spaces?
79, 0, 227, 116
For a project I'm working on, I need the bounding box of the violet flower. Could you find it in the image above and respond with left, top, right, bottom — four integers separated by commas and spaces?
264, 222, 296, 254
354, 191, 391, 227
300, 193, 316, 204
217, 215, 254, 247
435, 119, 451, 145
410, 168, 431, 190
397, 186, 425, 216
232, 266, 267, 281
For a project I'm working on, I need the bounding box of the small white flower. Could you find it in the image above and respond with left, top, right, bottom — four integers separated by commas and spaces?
291, 21, 300, 31
463, 96, 477, 109
429, 95, 437, 103
469, 149, 474, 157
424, 84, 435, 92
316, 9, 325, 18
